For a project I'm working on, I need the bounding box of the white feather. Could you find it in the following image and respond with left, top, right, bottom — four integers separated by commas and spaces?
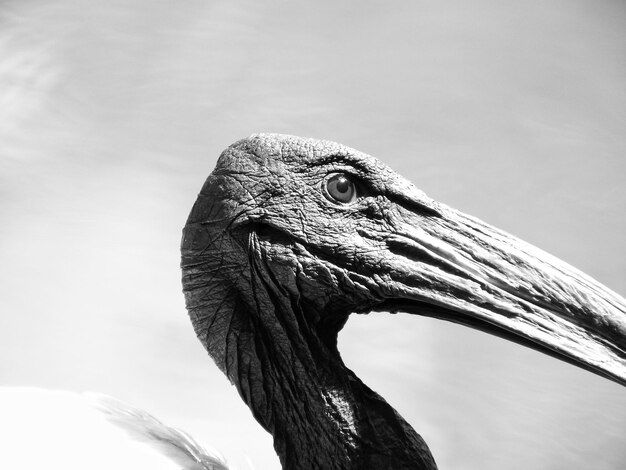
0, 388, 229, 470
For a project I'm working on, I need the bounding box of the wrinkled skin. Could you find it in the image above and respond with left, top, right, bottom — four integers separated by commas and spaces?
181, 134, 626, 470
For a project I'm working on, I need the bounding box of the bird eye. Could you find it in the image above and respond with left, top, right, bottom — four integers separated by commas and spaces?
325, 173, 357, 204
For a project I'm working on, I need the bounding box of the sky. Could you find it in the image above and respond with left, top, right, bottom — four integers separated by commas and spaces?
0, 1, 625, 469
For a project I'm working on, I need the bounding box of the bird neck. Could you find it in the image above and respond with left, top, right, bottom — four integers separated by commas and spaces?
181, 231, 437, 469
206, 276, 436, 469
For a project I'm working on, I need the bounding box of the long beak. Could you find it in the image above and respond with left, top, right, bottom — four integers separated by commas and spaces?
374, 193, 626, 386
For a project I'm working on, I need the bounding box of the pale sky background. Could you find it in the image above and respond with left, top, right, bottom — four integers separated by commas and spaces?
0, 1, 625, 469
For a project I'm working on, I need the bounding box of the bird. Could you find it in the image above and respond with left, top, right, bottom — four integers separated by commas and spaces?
180, 134, 626, 469
2, 133, 624, 470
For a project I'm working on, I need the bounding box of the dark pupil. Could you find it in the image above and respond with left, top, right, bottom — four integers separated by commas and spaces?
335, 177, 350, 193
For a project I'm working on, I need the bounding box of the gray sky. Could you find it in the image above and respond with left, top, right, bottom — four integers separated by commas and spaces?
1, 1, 625, 469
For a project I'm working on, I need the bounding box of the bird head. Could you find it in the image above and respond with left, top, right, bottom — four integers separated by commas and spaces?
182, 133, 626, 387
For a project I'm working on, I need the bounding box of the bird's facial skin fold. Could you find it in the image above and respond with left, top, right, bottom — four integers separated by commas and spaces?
188, 133, 626, 387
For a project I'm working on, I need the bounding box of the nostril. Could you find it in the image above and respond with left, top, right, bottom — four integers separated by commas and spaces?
385, 235, 471, 281
386, 237, 441, 266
